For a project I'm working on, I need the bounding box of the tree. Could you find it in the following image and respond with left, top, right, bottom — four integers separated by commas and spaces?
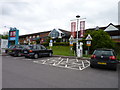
1, 32, 9, 39
2, 35, 8, 39
83, 30, 115, 53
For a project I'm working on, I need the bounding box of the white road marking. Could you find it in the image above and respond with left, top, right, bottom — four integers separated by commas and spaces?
33, 57, 90, 71
22, 59, 32, 60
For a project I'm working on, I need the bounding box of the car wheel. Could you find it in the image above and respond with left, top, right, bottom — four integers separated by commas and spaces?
90, 64, 94, 68
49, 52, 52, 57
34, 53, 39, 59
25, 56, 29, 58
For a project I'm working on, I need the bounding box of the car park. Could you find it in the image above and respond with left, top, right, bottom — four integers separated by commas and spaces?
90, 48, 118, 70
23, 44, 53, 59
6, 45, 27, 57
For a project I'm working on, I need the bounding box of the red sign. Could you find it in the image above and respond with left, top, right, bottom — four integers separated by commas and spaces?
71, 22, 76, 38
80, 21, 85, 37
10, 31, 16, 37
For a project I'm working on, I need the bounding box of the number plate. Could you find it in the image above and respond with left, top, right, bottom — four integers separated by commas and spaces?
97, 62, 107, 65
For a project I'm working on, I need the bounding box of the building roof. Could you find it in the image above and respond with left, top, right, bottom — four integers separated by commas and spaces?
86, 23, 120, 31
19, 31, 51, 38
19, 29, 70, 38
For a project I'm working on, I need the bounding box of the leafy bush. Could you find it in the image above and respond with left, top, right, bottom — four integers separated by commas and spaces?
83, 30, 116, 54
53, 42, 69, 46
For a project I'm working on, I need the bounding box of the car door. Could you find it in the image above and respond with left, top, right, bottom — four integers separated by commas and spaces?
36, 45, 42, 56
40, 45, 47, 56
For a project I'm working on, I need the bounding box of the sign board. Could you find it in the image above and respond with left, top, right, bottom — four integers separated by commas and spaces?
69, 41, 73, 46
71, 22, 76, 38
49, 43, 53, 47
9, 37, 16, 40
69, 35, 74, 41
1, 39, 8, 48
80, 21, 85, 37
85, 34, 92, 40
86, 41, 91, 46
50, 40, 53, 43
69, 35, 74, 46
8, 28, 19, 48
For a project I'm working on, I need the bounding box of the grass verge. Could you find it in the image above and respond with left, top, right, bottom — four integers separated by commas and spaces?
47, 46, 74, 56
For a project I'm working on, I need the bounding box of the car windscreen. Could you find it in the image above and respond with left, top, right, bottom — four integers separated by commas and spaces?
93, 50, 114, 56
9, 45, 15, 49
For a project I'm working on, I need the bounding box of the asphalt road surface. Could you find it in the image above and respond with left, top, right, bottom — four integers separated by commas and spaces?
2, 56, 118, 88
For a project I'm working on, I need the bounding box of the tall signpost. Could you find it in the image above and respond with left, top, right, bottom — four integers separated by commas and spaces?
8, 27, 19, 48
76, 15, 80, 57
49, 39, 53, 50
85, 34, 92, 55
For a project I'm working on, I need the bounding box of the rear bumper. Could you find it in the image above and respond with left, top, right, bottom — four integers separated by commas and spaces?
90, 59, 118, 67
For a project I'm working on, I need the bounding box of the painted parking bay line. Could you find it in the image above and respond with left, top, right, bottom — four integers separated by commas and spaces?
33, 57, 90, 71
22, 58, 32, 61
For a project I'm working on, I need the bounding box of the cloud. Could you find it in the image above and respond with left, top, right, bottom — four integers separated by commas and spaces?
0, 0, 119, 35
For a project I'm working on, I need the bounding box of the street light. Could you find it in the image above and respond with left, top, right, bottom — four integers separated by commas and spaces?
76, 15, 80, 58
70, 15, 86, 57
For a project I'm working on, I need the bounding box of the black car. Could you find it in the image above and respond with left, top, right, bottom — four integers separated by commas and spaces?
6, 45, 27, 57
90, 48, 118, 70
23, 45, 53, 59
5, 45, 14, 54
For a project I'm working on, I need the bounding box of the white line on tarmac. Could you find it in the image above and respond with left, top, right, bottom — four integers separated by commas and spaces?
22, 59, 32, 60
56, 59, 64, 65
32, 58, 90, 71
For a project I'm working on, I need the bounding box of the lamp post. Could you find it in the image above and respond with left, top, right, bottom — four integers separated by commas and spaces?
76, 15, 80, 57
70, 15, 86, 57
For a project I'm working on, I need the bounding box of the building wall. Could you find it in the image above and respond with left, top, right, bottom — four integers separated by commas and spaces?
19, 29, 70, 44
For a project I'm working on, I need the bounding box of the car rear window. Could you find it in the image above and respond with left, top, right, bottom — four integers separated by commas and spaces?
93, 50, 114, 56
25, 45, 33, 49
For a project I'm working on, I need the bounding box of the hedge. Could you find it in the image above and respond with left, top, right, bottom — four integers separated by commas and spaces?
42, 42, 69, 46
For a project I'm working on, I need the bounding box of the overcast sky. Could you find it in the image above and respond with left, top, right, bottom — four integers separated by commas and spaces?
0, 0, 119, 35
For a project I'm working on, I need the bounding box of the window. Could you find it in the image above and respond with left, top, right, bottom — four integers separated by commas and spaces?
33, 36, 35, 38
41, 45, 46, 50
37, 45, 41, 50
37, 35, 39, 38
33, 45, 37, 49
93, 50, 113, 56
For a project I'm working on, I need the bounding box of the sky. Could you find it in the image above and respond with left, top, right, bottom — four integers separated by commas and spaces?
0, 0, 119, 35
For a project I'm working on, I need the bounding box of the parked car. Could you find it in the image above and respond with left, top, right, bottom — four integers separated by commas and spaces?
90, 48, 118, 70
5, 45, 14, 54
23, 44, 53, 59
6, 45, 27, 57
